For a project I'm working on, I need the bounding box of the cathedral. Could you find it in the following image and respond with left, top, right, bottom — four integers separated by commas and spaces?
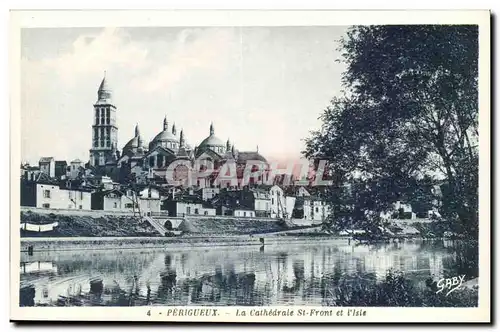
89, 75, 269, 187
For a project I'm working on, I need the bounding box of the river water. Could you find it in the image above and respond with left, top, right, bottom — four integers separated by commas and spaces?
19, 239, 477, 307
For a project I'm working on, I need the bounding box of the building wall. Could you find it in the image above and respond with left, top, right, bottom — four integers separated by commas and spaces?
39, 161, 55, 178
303, 200, 331, 222
139, 187, 160, 199
139, 198, 161, 216
201, 188, 220, 201
36, 184, 91, 210
69, 162, 83, 179
254, 198, 270, 213
234, 210, 256, 218
174, 202, 215, 216
269, 185, 295, 219
102, 195, 123, 211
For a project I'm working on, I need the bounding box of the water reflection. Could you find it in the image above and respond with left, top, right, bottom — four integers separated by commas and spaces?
19, 239, 477, 307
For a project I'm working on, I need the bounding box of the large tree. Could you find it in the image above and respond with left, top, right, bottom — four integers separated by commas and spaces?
305, 25, 478, 238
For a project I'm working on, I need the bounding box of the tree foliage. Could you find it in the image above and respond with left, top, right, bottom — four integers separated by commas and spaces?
305, 25, 479, 237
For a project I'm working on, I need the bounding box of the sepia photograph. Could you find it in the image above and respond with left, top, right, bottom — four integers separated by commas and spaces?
9, 10, 491, 323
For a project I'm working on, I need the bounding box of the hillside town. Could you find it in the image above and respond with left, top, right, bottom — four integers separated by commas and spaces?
20, 75, 444, 237
20, 75, 338, 227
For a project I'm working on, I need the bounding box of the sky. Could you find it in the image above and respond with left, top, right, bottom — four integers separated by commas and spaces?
21, 26, 348, 165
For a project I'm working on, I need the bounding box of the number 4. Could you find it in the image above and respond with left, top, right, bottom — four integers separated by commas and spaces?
147, 310, 151, 316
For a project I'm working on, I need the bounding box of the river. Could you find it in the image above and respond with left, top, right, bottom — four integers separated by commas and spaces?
19, 239, 477, 307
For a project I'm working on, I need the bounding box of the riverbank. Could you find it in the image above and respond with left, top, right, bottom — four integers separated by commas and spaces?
20, 209, 159, 237
20, 234, 350, 252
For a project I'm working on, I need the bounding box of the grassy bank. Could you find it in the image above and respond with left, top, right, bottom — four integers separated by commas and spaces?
178, 217, 291, 235
20, 210, 158, 237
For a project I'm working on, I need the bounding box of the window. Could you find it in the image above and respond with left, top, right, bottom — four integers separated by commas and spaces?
113, 202, 117, 208
42, 203, 50, 208
79, 192, 83, 200
125, 203, 134, 208
204, 211, 208, 215
272, 198, 274, 205
79, 205, 82, 209
195, 208, 199, 215
186, 206, 191, 214
43, 190, 51, 198
315, 207, 319, 213
243, 212, 247, 217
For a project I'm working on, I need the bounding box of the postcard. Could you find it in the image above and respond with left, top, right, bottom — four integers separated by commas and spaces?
10, 9, 491, 323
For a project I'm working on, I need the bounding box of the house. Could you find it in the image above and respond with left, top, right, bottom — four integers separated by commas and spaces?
91, 185, 161, 215
39, 157, 55, 178
269, 185, 296, 219
163, 195, 216, 217
234, 209, 256, 218
91, 189, 135, 212
69, 159, 84, 179
394, 201, 416, 220
54, 161, 68, 179
251, 188, 271, 217
21, 164, 42, 181
137, 186, 162, 215
211, 188, 256, 216
21, 181, 92, 210
199, 187, 220, 201
302, 196, 331, 223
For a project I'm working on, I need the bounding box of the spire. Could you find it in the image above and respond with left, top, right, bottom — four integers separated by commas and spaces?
210, 122, 214, 135
135, 123, 140, 137
256, 145, 259, 153
231, 144, 236, 155
172, 123, 177, 136
97, 72, 112, 102
163, 116, 168, 131
180, 129, 185, 148
226, 138, 231, 151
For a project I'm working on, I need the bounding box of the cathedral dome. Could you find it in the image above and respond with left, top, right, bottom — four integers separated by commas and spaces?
198, 123, 226, 154
152, 130, 178, 144
199, 135, 225, 148
123, 136, 139, 152
123, 124, 145, 156
149, 116, 179, 150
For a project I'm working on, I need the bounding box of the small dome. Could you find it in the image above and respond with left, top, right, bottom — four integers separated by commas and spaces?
152, 130, 179, 144
199, 135, 225, 148
198, 123, 225, 151
123, 124, 146, 155
149, 115, 179, 150
123, 136, 140, 154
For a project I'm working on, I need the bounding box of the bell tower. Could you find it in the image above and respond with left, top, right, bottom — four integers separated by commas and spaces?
89, 72, 118, 167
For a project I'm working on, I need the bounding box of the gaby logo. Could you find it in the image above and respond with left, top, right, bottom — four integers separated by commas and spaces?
436, 275, 466, 296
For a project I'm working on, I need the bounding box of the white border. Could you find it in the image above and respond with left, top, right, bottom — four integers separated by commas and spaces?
8, 9, 491, 323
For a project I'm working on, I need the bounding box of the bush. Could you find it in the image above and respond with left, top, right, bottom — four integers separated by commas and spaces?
325, 270, 478, 307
